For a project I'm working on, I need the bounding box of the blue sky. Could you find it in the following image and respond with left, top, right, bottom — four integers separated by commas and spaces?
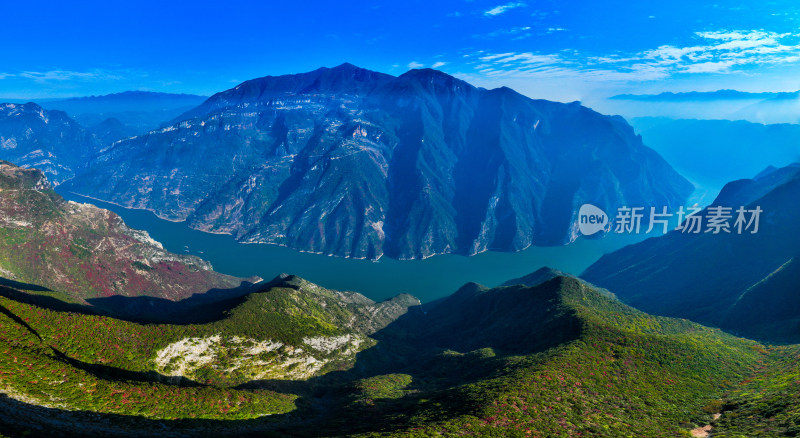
2, 0, 800, 102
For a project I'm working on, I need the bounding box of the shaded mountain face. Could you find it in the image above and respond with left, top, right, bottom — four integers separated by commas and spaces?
39, 91, 208, 133
582, 163, 800, 342
0, 161, 244, 304
0, 103, 99, 183
64, 63, 692, 259
406, 276, 585, 354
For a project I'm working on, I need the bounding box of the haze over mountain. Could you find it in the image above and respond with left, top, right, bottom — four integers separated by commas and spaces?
37, 91, 207, 133
86, 117, 137, 145
583, 163, 800, 342
595, 89, 800, 124
63, 63, 692, 260
611, 90, 789, 102
630, 117, 800, 203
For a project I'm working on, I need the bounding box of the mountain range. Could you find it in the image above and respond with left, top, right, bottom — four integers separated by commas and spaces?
611, 89, 789, 101
600, 89, 800, 124
58, 63, 692, 259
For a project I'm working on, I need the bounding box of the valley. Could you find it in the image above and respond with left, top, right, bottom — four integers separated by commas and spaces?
59, 190, 651, 303
0, 159, 794, 437
0, 47, 798, 436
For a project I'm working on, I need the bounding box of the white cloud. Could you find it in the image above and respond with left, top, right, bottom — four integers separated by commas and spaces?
482, 52, 561, 65
407, 61, 424, 69
681, 60, 737, 73
485, 26, 532, 38
480, 52, 516, 61
431, 62, 447, 68
484, 2, 525, 16
468, 29, 800, 85
17, 69, 124, 83
642, 30, 800, 70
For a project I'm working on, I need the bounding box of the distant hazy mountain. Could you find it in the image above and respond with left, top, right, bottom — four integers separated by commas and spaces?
87, 117, 138, 145
38, 91, 207, 133
731, 91, 800, 124
64, 63, 692, 259
612, 88, 800, 122
0, 102, 99, 183
611, 90, 786, 102
598, 89, 800, 124
582, 163, 800, 342
631, 117, 800, 200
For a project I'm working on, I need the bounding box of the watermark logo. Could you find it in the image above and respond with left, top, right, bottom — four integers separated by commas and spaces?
578, 204, 610, 236
577, 204, 763, 236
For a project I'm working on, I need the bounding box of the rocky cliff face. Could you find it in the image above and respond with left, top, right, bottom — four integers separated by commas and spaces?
0, 161, 243, 302
0, 103, 99, 183
64, 64, 693, 259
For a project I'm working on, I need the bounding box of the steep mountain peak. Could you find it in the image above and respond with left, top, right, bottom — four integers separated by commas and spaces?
0, 101, 81, 128
397, 68, 476, 94
754, 165, 780, 180
177, 64, 394, 121
0, 107, 95, 184
754, 162, 800, 181
243, 273, 419, 335
436, 275, 585, 316
713, 162, 800, 207
295, 62, 392, 93
450, 281, 490, 299
325, 61, 367, 74
240, 63, 390, 94
0, 101, 46, 116
258, 273, 310, 291
501, 266, 567, 287
415, 275, 600, 354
